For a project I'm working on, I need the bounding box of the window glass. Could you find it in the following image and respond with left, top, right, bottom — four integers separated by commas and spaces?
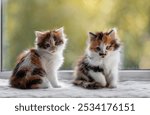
2, 0, 150, 70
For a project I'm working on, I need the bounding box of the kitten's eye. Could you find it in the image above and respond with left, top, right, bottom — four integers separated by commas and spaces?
106, 46, 111, 50
96, 47, 100, 51
45, 44, 50, 48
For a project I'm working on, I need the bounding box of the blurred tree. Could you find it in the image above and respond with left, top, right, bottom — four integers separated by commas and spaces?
3, 0, 150, 70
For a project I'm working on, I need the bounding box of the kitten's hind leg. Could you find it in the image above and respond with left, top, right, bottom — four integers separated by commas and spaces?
73, 80, 84, 86
27, 76, 50, 89
73, 80, 102, 89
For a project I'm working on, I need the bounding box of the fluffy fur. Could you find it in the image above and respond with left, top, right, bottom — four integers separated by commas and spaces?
73, 28, 121, 89
10, 27, 67, 89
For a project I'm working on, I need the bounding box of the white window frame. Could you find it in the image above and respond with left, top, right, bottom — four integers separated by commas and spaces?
0, 0, 150, 81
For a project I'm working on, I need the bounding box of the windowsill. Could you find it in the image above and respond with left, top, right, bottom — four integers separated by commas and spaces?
0, 70, 150, 81
0, 70, 150, 97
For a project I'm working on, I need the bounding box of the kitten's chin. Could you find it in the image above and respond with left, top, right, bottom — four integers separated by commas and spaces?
100, 56, 105, 58
38, 48, 54, 55
49, 50, 56, 54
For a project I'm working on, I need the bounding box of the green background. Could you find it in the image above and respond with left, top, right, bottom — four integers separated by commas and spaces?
2, 0, 150, 70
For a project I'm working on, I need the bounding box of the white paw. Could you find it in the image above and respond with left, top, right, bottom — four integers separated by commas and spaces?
101, 82, 107, 87
53, 85, 61, 88
108, 83, 117, 88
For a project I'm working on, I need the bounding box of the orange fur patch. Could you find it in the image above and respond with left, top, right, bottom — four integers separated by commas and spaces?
10, 75, 27, 89
37, 30, 63, 49
10, 75, 42, 89
89, 32, 118, 52
53, 31, 64, 45
90, 39, 101, 52
30, 49, 42, 67
103, 34, 112, 45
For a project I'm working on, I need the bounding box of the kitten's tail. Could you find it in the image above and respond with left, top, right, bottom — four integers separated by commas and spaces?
73, 80, 103, 89
10, 75, 42, 89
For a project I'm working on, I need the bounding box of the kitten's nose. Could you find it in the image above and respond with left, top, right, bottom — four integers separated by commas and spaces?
50, 46, 56, 52
99, 52, 107, 58
99, 53, 106, 56
99, 51, 107, 58
51, 45, 56, 49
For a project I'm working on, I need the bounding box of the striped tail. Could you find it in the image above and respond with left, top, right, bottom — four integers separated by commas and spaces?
73, 80, 103, 89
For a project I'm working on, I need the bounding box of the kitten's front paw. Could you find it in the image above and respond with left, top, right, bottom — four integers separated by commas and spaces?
108, 83, 117, 88
83, 82, 102, 89
53, 85, 61, 88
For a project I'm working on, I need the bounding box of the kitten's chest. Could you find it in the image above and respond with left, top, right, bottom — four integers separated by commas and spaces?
91, 56, 117, 75
41, 54, 63, 71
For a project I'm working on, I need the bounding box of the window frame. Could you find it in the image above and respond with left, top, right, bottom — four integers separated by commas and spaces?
0, 0, 150, 80
0, 0, 2, 72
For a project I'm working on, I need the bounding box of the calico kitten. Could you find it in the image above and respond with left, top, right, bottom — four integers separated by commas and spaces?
10, 27, 67, 89
73, 28, 120, 89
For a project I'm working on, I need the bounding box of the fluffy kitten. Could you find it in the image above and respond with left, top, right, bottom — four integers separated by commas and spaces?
73, 28, 120, 89
10, 27, 67, 89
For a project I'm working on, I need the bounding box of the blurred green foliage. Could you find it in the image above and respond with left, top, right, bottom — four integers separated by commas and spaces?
2, 0, 150, 70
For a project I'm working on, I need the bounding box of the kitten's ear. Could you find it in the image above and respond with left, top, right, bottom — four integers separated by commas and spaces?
55, 27, 64, 35
88, 32, 97, 41
35, 31, 44, 38
108, 28, 117, 39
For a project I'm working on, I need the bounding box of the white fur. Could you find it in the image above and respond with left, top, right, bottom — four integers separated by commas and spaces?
39, 77, 51, 88
86, 29, 120, 88
89, 71, 107, 87
36, 29, 67, 88
20, 51, 31, 68
86, 49, 120, 88
100, 43, 106, 54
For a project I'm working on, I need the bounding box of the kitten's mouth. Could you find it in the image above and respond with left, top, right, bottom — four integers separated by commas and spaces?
99, 53, 106, 58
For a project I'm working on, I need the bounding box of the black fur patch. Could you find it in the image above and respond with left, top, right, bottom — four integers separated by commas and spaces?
12, 60, 25, 77
33, 50, 40, 57
26, 79, 42, 89
82, 61, 104, 72
97, 32, 104, 40
37, 32, 51, 49
30, 49, 41, 58
15, 69, 27, 78
77, 57, 104, 82
114, 42, 120, 50
107, 30, 113, 35
32, 68, 46, 76
78, 63, 94, 82
111, 39, 120, 51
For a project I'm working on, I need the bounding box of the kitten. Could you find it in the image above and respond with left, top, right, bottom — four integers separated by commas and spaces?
10, 27, 67, 89
73, 28, 121, 89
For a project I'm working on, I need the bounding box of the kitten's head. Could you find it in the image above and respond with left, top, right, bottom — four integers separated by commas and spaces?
35, 27, 67, 53
87, 28, 120, 58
